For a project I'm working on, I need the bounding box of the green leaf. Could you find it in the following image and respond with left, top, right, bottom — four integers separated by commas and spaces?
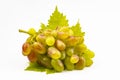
25, 62, 46, 72
25, 62, 56, 74
47, 6, 69, 29
71, 21, 85, 36
41, 23, 46, 30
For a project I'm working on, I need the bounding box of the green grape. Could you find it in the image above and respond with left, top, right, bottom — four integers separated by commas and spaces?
57, 32, 69, 40
55, 39, 66, 51
32, 42, 46, 54
66, 48, 74, 56
70, 55, 79, 63
45, 36, 55, 46
74, 44, 87, 53
51, 59, 64, 72
64, 57, 74, 70
28, 28, 36, 35
27, 51, 37, 62
37, 54, 52, 69
75, 56, 85, 70
60, 51, 66, 60
22, 42, 31, 56
48, 47, 61, 59
85, 58, 93, 67
85, 49, 95, 58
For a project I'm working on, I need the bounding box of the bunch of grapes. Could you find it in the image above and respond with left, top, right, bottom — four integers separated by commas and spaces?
19, 26, 94, 72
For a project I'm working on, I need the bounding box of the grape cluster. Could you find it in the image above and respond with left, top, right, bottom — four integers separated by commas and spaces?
19, 26, 94, 72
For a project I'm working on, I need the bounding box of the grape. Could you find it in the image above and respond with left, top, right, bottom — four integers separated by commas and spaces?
32, 42, 46, 54
85, 49, 95, 58
85, 58, 93, 67
43, 29, 52, 36
22, 42, 31, 56
51, 59, 64, 72
45, 36, 55, 46
27, 51, 37, 62
74, 44, 87, 53
66, 36, 80, 47
66, 48, 74, 56
75, 56, 85, 70
70, 55, 79, 63
48, 47, 61, 59
55, 40, 66, 51
36, 34, 46, 43
37, 54, 52, 69
28, 28, 36, 35
60, 51, 66, 60
57, 32, 69, 40
64, 57, 74, 70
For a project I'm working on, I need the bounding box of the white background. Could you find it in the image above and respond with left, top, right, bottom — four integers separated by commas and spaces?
0, 0, 120, 80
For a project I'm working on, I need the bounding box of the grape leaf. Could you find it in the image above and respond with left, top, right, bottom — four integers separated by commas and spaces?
25, 62, 56, 74
47, 6, 69, 29
71, 21, 85, 36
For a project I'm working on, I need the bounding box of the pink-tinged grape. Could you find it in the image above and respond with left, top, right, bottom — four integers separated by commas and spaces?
36, 34, 46, 43
45, 36, 55, 46
48, 47, 61, 59
22, 42, 31, 56
57, 31, 69, 40
27, 51, 37, 62
66, 36, 80, 47
70, 55, 79, 63
55, 40, 66, 51
66, 48, 74, 56
32, 42, 46, 54
51, 59, 64, 72
75, 57, 85, 70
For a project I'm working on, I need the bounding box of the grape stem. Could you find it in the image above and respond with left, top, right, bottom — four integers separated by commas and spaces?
19, 29, 32, 35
